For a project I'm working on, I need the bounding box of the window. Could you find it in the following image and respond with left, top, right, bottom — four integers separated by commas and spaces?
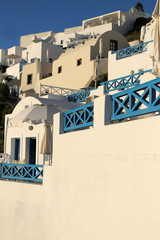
77, 58, 82, 66
61, 40, 63, 45
110, 40, 118, 51
27, 74, 32, 85
58, 66, 62, 74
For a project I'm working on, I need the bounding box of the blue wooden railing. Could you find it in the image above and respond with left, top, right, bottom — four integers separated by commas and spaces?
113, 40, 153, 59
31, 58, 35, 63
100, 69, 152, 92
0, 163, 43, 183
64, 102, 94, 131
68, 89, 95, 102
111, 77, 160, 121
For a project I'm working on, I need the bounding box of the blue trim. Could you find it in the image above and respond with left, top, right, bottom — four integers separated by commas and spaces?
113, 40, 153, 59
100, 69, 152, 92
64, 102, 94, 131
31, 58, 35, 63
1, 163, 43, 183
111, 77, 160, 121
68, 89, 96, 103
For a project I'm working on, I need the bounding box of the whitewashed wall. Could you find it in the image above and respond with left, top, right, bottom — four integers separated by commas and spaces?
108, 41, 154, 80
1, 94, 160, 240
6, 63, 21, 79
22, 42, 62, 63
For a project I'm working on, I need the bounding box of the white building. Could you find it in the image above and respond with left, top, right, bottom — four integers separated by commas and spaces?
0, 7, 149, 98
4, 95, 82, 165
54, 8, 150, 48
1, 2, 160, 240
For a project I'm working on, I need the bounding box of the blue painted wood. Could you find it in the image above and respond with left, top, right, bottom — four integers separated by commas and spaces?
111, 77, 160, 121
113, 40, 153, 59
64, 102, 94, 131
68, 89, 96, 102
1, 163, 43, 183
100, 69, 152, 92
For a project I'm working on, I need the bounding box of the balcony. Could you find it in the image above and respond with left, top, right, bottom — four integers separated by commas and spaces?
111, 77, 160, 121
68, 89, 95, 102
113, 40, 153, 59
100, 69, 152, 92
0, 163, 44, 183
64, 102, 94, 131
40, 84, 79, 97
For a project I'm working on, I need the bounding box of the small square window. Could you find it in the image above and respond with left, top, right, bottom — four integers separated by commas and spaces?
27, 74, 32, 85
8, 59, 13, 65
110, 40, 118, 51
58, 66, 62, 74
77, 58, 82, 66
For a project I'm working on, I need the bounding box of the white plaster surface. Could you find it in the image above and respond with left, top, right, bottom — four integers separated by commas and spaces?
1, 95, 160, 239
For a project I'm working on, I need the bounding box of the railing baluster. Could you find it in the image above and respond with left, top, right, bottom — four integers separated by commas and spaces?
67, 89, 95, 103
112, 40, 153, 59
0, 163, 43, 183
64, 103, 94, 131
111, 77, 160, 121
100, 69, 152, 93
39, 84, 79, 97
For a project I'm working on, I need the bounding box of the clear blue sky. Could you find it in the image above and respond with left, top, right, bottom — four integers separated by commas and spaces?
0, 0, 156, 49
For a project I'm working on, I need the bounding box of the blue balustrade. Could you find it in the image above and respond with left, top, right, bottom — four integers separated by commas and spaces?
113, 40, 153, 59
68, 89, 94, 102
23, 61, 28, 65
64, 102, 94, 131
101, 69, 152, 92
31, 58, 35, 63
0, 163, 43, 183
111, 77, 160, 121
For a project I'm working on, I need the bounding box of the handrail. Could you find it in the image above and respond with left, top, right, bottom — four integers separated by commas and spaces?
64, 102, 94, 131
111, 77, 160, 121
40, 84, 80, 97
68, 89, 96, 102
100, 69, 152, 92
113, 40, 153, 59
0, 163, 43, 183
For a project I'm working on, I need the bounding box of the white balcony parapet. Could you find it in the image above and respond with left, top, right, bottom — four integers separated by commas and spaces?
0, 153, 4, 163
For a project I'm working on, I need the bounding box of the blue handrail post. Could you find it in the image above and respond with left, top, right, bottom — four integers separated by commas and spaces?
0, 163, 2, 177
